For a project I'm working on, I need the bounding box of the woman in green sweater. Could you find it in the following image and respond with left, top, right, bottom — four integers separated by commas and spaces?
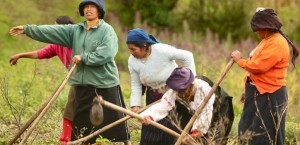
9, 0, 130, 144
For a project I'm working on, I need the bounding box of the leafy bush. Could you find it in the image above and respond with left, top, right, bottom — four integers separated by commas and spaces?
182, 0, 253, 41
107, 0, 178, 28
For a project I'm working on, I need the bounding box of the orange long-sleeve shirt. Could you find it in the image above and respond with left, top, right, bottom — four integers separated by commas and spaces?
237, 33, 290, 94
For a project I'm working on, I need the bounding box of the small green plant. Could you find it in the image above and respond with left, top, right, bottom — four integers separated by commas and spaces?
95, 135, 112, 144
285, 120, 300, 145
1, 2, 300, 143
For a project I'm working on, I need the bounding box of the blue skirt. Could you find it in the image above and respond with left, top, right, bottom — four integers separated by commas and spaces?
238, 79, 287, 145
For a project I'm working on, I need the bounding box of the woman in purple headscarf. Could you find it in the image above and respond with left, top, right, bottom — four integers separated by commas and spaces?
126, 28, 196, 144
139, 67, 216, 144
231, 8, 299, 145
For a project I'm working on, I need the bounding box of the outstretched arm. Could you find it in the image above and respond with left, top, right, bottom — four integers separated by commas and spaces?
9, 51, 38, 65
10, 24, 74, 48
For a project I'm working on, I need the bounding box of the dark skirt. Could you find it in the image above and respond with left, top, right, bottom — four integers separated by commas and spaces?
71, 85, 130, 143
63, 86, 75, 121
140, 87, 178, 145
238, 79, 287, 145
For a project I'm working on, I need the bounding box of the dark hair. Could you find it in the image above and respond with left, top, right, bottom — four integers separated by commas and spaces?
291, 45, 299, 68
250, 9, 282, 32
278, 30, 299, 68
55, 16, 75, 25
272, 29, 299, 69
127, 41, 151, 51
251, 8, 299, 68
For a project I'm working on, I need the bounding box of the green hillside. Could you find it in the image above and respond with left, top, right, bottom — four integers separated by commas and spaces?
0, 0, 299, 144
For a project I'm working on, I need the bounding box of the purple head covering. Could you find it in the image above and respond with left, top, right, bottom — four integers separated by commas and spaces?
166, 67, 195, 91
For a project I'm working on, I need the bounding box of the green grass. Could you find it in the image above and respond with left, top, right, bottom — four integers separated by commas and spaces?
1, 3, 300, 143
1, 55, 300, 144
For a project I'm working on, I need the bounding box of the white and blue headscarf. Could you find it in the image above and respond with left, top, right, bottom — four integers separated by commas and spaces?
126, 28, 160, 44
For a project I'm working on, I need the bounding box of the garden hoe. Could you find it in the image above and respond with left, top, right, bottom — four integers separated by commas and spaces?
68, 99, 161, 145
6, 81, 63, 145
6, 64, 77, 145
96, 95, 180, 137
94, 95, 202, 145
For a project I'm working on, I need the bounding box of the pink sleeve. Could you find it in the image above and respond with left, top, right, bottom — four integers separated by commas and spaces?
37, 44, 58, 59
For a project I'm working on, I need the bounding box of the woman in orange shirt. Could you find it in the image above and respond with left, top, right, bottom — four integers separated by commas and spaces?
231, 8, 299, 145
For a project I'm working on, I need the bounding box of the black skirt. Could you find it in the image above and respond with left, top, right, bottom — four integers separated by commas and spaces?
140, 87, 178, 145
238, 80, 287, 145
71, 85, 130, 143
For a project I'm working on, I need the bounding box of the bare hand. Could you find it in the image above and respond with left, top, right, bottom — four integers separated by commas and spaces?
182, 131, 202, 144
182, 134, 196, 144
231, 50, 242, 62
131, 106, 140, 113
140, 116, 151, 125
240, 93, 245, 103
72, 55, 81, 64
9, 26, 25, 36
9, 54, 20, 65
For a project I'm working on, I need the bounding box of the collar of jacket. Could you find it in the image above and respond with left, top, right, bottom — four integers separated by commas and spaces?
78, 19, 104, 29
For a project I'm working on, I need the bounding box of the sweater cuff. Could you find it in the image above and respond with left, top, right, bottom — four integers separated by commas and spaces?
24, 25, 30, 36
130, 96, 142, 107
236, 59, 245, 67
81, 53, 86, 64
191, 129, 199, 138
148, 116, 154, 121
